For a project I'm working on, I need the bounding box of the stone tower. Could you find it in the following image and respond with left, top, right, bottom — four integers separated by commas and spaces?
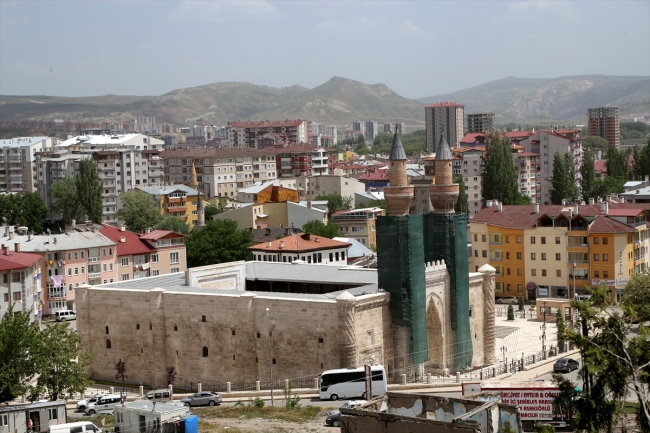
384, 128, 413, 215
189, 162, 199, 190
196, 191, 205, 227
428, 133, 459, 213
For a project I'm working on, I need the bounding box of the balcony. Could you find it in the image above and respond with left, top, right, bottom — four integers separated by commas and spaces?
88, 257, 100, 263
47, 290, 66, 299
568, 259, 589, 264
88, 272, 101, 279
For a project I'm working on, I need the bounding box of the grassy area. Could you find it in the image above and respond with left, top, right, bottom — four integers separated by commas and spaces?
619, 401, 640, 415
194, 405, 322, 423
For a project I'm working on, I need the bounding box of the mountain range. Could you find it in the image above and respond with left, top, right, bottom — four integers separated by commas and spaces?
1, 75, 648, 129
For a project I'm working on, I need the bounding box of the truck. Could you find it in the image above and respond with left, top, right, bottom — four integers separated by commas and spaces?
462, 381, 574, 432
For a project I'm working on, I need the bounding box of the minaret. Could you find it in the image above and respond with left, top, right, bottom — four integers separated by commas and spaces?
196, 192, 205, 227
189, 162, 199, 190
384, 128, 414, 216
428, 132, 459, 213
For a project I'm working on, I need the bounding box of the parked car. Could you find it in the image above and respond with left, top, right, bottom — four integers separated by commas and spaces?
143, 389, 172, 403
496, 296, 518, 305
180, 391, 222, 407
553, 358, 579, 373
48, 421, 102, 433
325, 401, 366, 427
85, 394, 122, 415
76, 393, 109, 410
54, 310, 76, 321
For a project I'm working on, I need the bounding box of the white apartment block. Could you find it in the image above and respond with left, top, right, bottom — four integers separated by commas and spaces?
294, 174, 366, 201
324, 125, 338, 145
425, 102, 465, 151
0, 136, 57, 194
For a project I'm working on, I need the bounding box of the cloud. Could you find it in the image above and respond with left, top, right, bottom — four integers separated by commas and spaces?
493, 0, 576, 23
168, 0, 282, 23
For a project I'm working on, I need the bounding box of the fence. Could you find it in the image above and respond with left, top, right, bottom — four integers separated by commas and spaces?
495, 307, 538, 320
177, 374, 320, 394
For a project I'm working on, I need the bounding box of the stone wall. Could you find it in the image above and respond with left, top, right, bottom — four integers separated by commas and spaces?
468, 272, 486, 367
352, 294, 393, 370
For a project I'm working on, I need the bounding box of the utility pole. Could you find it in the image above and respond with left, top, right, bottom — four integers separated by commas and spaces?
540, 301, 547, 357
266, 308, 274, 406
572, 263, 577, 299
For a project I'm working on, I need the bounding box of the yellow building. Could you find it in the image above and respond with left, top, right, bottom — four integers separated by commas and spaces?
138, 184, 203, 227
470, 202, 648, 301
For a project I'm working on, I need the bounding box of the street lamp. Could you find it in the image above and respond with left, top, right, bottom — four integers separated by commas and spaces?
266, 308, 274, 407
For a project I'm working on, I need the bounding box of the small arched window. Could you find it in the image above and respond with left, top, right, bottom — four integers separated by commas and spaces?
106, 326, 109, 335
202, 347, 208, 357
106, 339, 111, 349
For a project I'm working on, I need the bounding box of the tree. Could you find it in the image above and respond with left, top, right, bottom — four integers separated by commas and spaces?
583, 136, 610, 151
186, 219, 253, 267
50, 177, 83, 225
518, 296, 525, 312
76, 158, 103, 223
630, 143, 650, 181
507, 304, 514, 321
204, 204, 221, 221
302, 220, 340, 239
567, 281, 650, 432
166, 366, 177, 386
29, 321, 95, 401
115, 359, 127, 401
556, 310, 566, 353
315, 194, 353, 216
156, 216, 190, 235
592, 176, 625, 199
361, 199, 387, 211
12, 192, 48, 234
116, 190, 162, 233
605, 146, 628, 180
580, 149, 596, 202
0, 305, 42, 402
454, 175, 468, 213
549, 152, 579, 204
482, 132, 521, 205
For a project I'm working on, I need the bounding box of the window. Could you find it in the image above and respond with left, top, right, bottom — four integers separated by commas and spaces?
106, 339, 111, 349
74, 267, 79, 275
555, 237, 561, 244
122, 274, 130, 281
542, 269, 547, 277
593, 237, 599, 244
171, 267, 180, 273
594, 270, 600, 278
603, 254, 608, 261
516, 236, 522, 243
81, 266, 85, 274
541, 237, 546, 244
531, 269, 536, 276
482, 235, 487, 242
109, 263, 113, 271
517, 268, 522, 276
474, 250, 478, 257
474, 234, 477, 241
482, 250, 487, 257
202, 347, 208, 357
517, 252, 522, 260
556, 253, 561, 261
152, 270, 160, 276
506, 236, 510, 243
603, 271, 609, 278
507, 268, 511, 275
531, 253, 536, 260
594, 254, 599, 261
603, 237, 608, 245
506, 252, 511, 260
170, 251, 179, 264
0, 414, 7, 426
518, 284, 523, 292
556, 269, 562, 277
48, 408, 58, 420
530, 236, 536, 244
122, 257, 129, 267
151, 254, 159, 263
541, 253, 546, 261
68, 268, 72, 276
106, 326, 109, 335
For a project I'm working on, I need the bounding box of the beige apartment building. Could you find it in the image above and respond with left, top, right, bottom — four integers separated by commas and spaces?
425, 101, 465, 151
294, 174, 366, 201
0, 136, 56, 194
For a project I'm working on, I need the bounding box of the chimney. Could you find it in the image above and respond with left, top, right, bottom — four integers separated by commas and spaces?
285, 227, 290, 236
569, 209, 573, 217
315, 237, 319, 242
8, 232, 13, 240
534, 203, 539, 214
620, 196, 625, 203
4, 227, 8, 237
604, 202, 609, 215
119, 236, 125, 243
53, 237, 57, 244
265, 227, 272, 236
497, 202, 503, 212
307, 200, 312, 209
267, 241, 272, 248
606, 195, 612, 203
645, 175, 649, 183
71, 219, 76, 228
589, 198, 594, 205
28, 232, 32, 241
574, 204, 579, 215
3, 246, 8, 255
562, 199, 567, 205
14, 243, 20, 253
120, 225, 126, 232
279, 241, 284, 249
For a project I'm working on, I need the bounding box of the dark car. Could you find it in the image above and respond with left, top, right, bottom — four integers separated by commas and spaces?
180, 391, 222, 407
553, 357, 579, 373
325, 401, 365, 427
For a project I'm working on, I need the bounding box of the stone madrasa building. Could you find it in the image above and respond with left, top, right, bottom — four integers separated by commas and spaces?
77, 131, 497, 386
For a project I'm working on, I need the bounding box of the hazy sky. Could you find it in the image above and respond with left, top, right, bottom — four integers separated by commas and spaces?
1, 0, 648, 99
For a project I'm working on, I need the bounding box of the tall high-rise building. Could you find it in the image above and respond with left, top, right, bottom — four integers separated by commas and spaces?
465, 113, 495, 133
425, 102, 465, 152
588, 107, 619, 147
364, 120, 378, 141
352, 121, 365, 135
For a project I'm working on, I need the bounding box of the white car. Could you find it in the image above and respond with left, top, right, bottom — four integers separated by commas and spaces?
77, 394, 109, 411
85, 394, 122, 415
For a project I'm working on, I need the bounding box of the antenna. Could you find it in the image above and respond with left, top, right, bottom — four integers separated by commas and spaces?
47, 228, 51, 235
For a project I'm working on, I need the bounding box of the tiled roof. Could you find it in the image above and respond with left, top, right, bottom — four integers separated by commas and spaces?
358, 172, 390, 181
460, 132, 488, 143
139, 230, 176, 241
0, 251, 41, 271
139, 184, 200, 196
249, 232, 350, 253
506, 132, 533, 139
606, 208, 645, 217
594, 160, 607, 173
99, 224, 156, 256
589, 216, 635, 233
228, 119, 306, 128
425, 101, 464, 108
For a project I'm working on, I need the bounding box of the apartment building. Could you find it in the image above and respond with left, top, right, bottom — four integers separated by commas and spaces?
216, 200, 327, 230
352, 121, 365, 136
2, 226, 118, 315
425, 101, 465, 151
365, 120, 378, 142
138, 184, 203, 227
276, 145, 334, 178
0, 136, 56, 194
294, 174, 365, 201
324, 125, 338, 145
331, 207, 385, 248
519, 130, 582, 204
465, 113, 495, 133
227, 120, 310, 147
588, 107, 619, 147
0, 245, 42, 322
249, 232, 351, 265
99, 225, 186, 280
470, 202, 649, 302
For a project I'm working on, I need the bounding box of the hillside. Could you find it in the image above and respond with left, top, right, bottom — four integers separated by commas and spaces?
418, 75, 650, 123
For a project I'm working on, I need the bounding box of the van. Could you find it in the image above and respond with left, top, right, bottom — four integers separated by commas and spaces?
54, 310, 76, 321
85, 394, 122, 415
48, 421, 102, 432
143, 389, 172, 403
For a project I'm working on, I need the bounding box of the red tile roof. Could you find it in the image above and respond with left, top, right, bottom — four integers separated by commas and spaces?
460, 132, 488, 143
358, 171, 391, 181
249, 233, 350, 253
0, 251, 41, 271
588, 216, 635, 233
506, 131, 534, 139
594, 160, 607, 173
100, 224, 157, 256
425, 101, 464, 108
139, 230, 181, 241
606, 208, 645, 217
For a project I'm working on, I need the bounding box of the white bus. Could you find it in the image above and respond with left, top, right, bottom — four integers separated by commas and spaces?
319, 365, 387, 401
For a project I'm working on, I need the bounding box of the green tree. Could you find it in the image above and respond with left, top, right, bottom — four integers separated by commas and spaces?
482, 132, 520, 205
583, 136, 610, 151
204, 204, 221, 221
29, 321, 95, 401
580, 149, 596, 202
302, 219, 340, 239
518, 296, 525, 312
115, 359, 127, 401
0, 305, 42, 403
507, 304, 514, 321
592, 176, 626, 199
631, 143, 650, 181
454, 174, 468, 213
556, 310, 566, 353
49, 177, 83, 225
116, 190, 162, 233
550, 152, 579, 205
315, 194, 353, 216
12, 192, 48, 234
156, 216, 190, 235
361, 199, 387, 211
605, 146, 628, 180
186, 219, 253, 267
567, 281, 650, 432
76, 158, 103, 223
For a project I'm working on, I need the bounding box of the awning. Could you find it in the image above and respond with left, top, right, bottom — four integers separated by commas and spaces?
526, 282, 537, 290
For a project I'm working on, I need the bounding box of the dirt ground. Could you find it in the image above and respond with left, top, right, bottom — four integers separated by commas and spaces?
201, 409, 335, 433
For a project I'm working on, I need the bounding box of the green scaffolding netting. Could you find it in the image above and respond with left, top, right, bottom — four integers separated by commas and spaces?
376, 214, 428, 365
423, 212, 473, 370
